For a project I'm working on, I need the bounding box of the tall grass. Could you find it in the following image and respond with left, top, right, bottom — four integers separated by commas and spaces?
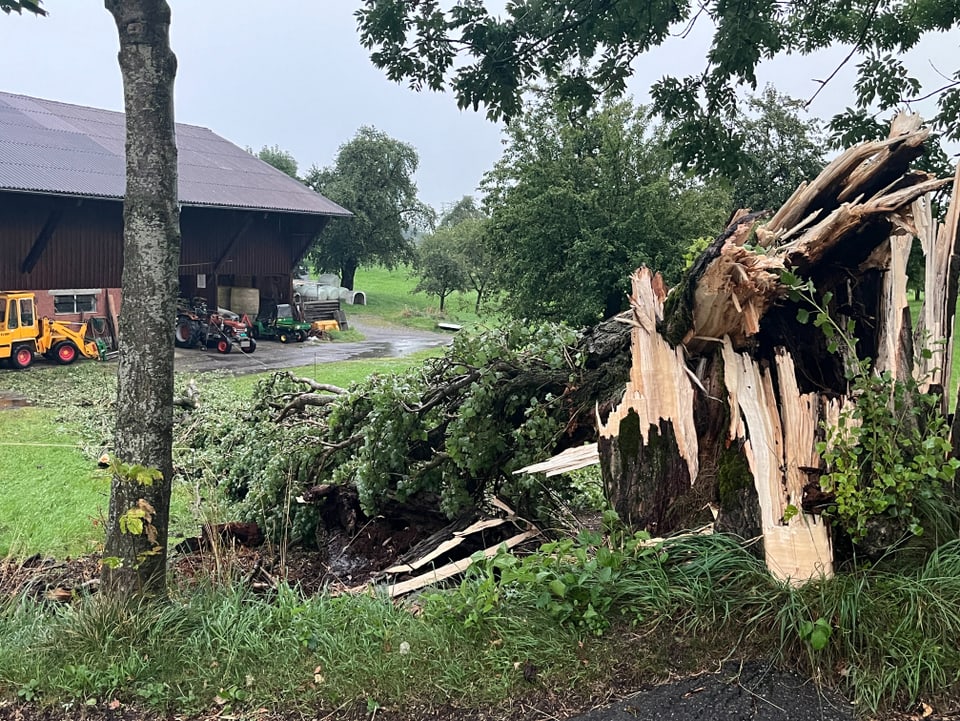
3, 533, 959, 715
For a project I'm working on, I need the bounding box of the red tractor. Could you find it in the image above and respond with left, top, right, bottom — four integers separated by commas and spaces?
174, 297, 256, 354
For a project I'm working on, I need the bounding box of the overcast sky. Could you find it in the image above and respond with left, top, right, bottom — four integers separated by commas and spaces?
1, 2, 956, 212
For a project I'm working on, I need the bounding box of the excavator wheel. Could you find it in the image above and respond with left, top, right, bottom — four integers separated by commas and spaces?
216, 338, 232, 354
11, 345, 34, 370
53, 341, 78, 365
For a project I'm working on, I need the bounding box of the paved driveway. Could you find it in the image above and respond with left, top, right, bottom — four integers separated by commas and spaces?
173, 318, 453, 376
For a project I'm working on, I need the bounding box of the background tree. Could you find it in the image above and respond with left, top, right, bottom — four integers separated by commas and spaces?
721, 86, 827, 213
482, 94, 730, 327
357, 0, 960, 174
412, 228, 468, 311
254, 144, 299, 179
439, 195, 484, 228
101, 0, 180, 598
433, 196, 495, 313
303, 127, 433, 290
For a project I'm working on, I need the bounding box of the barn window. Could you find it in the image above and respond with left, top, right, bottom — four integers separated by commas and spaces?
53, 293, 97, 314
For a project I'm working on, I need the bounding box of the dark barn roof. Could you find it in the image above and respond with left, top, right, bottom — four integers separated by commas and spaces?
0, 91, 351, 217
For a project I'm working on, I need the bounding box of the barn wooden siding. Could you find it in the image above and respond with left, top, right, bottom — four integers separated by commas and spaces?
1, 192, 332, 311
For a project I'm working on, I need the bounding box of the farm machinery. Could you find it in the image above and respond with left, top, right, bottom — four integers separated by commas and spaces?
174, 297, 256, 354
0, 291, 106, 369
250, 302, 312, 343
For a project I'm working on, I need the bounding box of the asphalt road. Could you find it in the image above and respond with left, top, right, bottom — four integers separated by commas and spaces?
569, 661, 854, 721
173, 318, 453, 376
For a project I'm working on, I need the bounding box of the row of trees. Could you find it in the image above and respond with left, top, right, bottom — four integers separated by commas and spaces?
256, 86, 827, 328
412, 87, 828, 326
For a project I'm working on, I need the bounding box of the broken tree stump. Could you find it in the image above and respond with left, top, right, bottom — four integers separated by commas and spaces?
596, 113, 959, 584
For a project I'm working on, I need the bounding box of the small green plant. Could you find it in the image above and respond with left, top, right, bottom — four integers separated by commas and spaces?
817, 370, 958, 542
429, 527, 658, 636
782, 269, 959, 543
798, 617, 832, 651
16, 678, 40, 702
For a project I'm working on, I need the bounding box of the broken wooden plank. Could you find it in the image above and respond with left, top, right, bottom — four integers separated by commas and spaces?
513, 443, 599, 477
382, 518, 511, 575
350, 531, 539, 598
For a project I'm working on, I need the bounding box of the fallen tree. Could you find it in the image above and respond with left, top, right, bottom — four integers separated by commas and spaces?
200, 114, 959, 586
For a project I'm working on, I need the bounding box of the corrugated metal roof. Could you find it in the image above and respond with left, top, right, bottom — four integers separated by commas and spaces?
0, 91, 352, 218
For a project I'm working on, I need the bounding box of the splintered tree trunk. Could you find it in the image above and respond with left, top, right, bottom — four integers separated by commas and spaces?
598, 114, 957, 584
102, 0, 180, 598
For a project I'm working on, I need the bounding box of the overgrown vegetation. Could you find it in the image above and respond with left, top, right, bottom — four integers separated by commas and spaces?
3, 529, 960, 715
194, 320, 587, 542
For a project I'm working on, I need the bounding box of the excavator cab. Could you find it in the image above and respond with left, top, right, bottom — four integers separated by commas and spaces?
0, 292, 41, 368
0, 291, 102, 369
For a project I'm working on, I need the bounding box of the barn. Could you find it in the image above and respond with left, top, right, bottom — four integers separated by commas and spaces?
0, 91, 351, 344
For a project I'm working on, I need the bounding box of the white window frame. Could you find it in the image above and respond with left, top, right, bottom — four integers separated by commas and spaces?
50, 289, 100, 315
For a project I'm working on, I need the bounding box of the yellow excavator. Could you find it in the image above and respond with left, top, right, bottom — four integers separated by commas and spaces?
0, 291, 106, 369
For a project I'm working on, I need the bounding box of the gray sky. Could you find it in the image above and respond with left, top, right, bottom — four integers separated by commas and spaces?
1, 2, 956, 212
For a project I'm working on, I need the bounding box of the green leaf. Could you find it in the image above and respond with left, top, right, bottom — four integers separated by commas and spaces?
796, 308, 810, 324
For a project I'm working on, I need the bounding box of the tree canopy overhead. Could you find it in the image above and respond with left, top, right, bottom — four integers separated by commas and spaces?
0, 0, 44, 14
357, 0, 960, 172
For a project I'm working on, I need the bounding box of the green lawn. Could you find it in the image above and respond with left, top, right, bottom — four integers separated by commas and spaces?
0, 407, 108, 558
344, 264, 489, 331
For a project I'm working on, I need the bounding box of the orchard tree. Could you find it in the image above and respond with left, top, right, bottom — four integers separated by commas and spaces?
101, 0, 181, 598
254, 144, 299, 179
413, 229, 468, 311
439, 195, 484, 228
482, 94, 730, 327
357, 0, 960, 173
721, 86, 827, 212
304, 127, 433, 289
435, 196, 495, 313
451, 216, 494, 313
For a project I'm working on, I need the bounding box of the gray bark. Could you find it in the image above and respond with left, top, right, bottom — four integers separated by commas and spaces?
101, 0, 179, 598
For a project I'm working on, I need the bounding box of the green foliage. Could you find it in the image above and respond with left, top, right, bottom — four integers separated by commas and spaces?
818, 371, 959, 543
304, 127, 434, 289
110, 458, 162, 486
783, 270, 960, 545
429, 526, 660, 636
482, 93, 730, 326
201, 320, 585, 538
252, 144, 299, 179
724, 87, 826, 212
798, 617, 832, 651
358, 0, 960, 171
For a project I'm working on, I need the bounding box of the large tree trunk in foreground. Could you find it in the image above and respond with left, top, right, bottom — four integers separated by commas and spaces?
598, 114, 960, 583
102, 0, 180, 598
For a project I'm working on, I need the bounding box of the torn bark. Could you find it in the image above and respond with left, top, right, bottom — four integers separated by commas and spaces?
596, 114, 957, 584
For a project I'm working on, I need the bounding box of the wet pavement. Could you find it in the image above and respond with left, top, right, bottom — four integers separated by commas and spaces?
173, 318, 454, 376
569, 661, 854, 721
